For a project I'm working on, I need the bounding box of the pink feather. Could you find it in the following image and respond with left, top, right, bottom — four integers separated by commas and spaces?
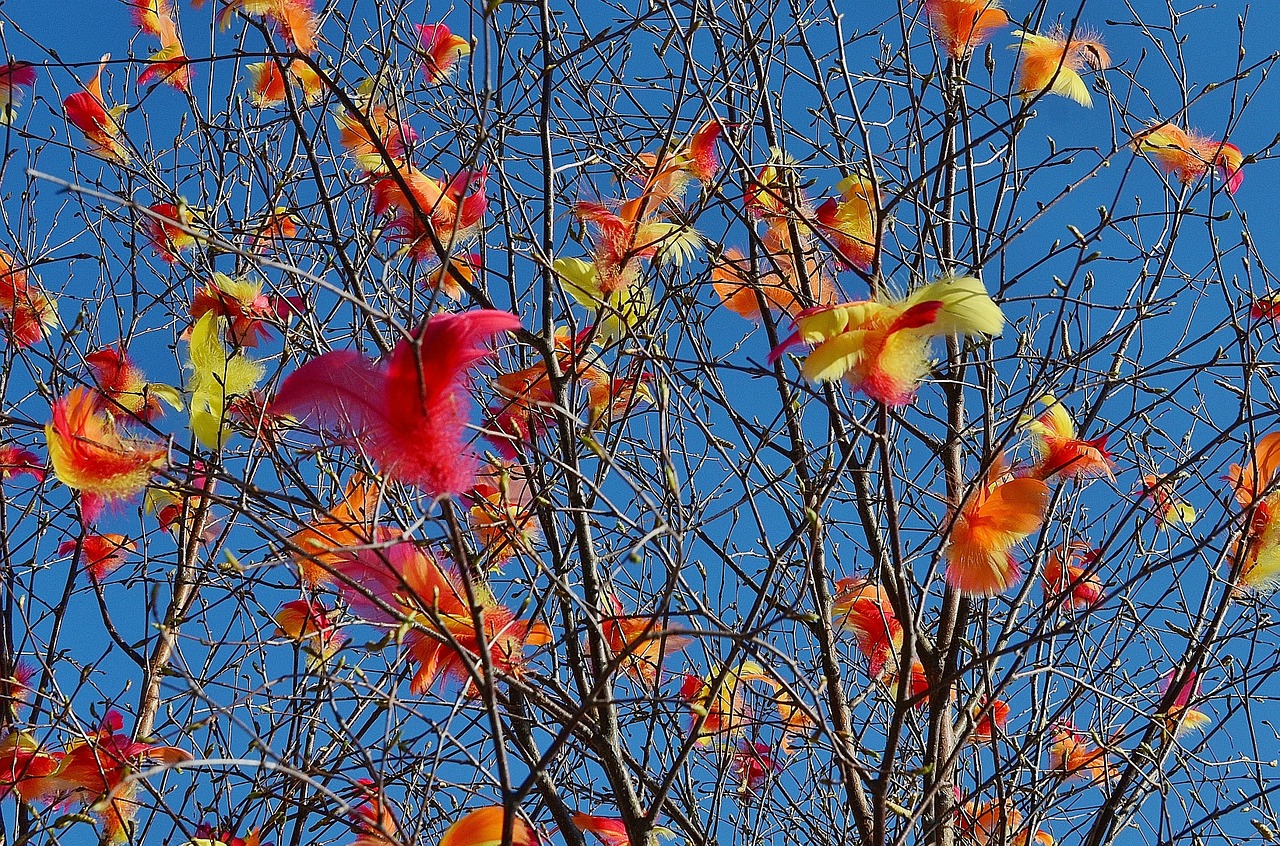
270, 349, 389, 434
0, 63, 36, 89
271, 310, 521, 497
326, 544, 413, 623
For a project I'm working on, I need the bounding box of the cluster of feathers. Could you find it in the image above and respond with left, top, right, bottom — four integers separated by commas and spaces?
0, 1, 1253, 841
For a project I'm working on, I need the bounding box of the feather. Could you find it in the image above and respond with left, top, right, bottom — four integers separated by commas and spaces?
0, 62, 36, 124
1135, 122, 1245, 194
62, 56, 129, 164
187, 313, 266, 448
273, 310, 519, 496
1011, 29, 1109, 107
58, 534, 136, 582
417, 24, 471, 85
271, 349, 389, 434
924, 0, 1010, 58
439, 808, 538, 846
774, 278, 1003, 405
45, 387, 165, 521
945, 466, 1050, 596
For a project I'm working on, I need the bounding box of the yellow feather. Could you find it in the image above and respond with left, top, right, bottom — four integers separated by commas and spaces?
795, 303, 864, 344
907, 276, 1005, 337
187, 313, 264, 449
597, 283, 653, 343
553, 257, 602, 308
555, 257, 651, 340
637, 222, 704, 266
1244, 513, 1280, 591
148, 383, 185, 412
1050, 68, 1092, 107
802, 331, 868, 383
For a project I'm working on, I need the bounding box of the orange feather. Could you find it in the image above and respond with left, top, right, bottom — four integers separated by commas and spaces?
945, 461, 1050, 596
